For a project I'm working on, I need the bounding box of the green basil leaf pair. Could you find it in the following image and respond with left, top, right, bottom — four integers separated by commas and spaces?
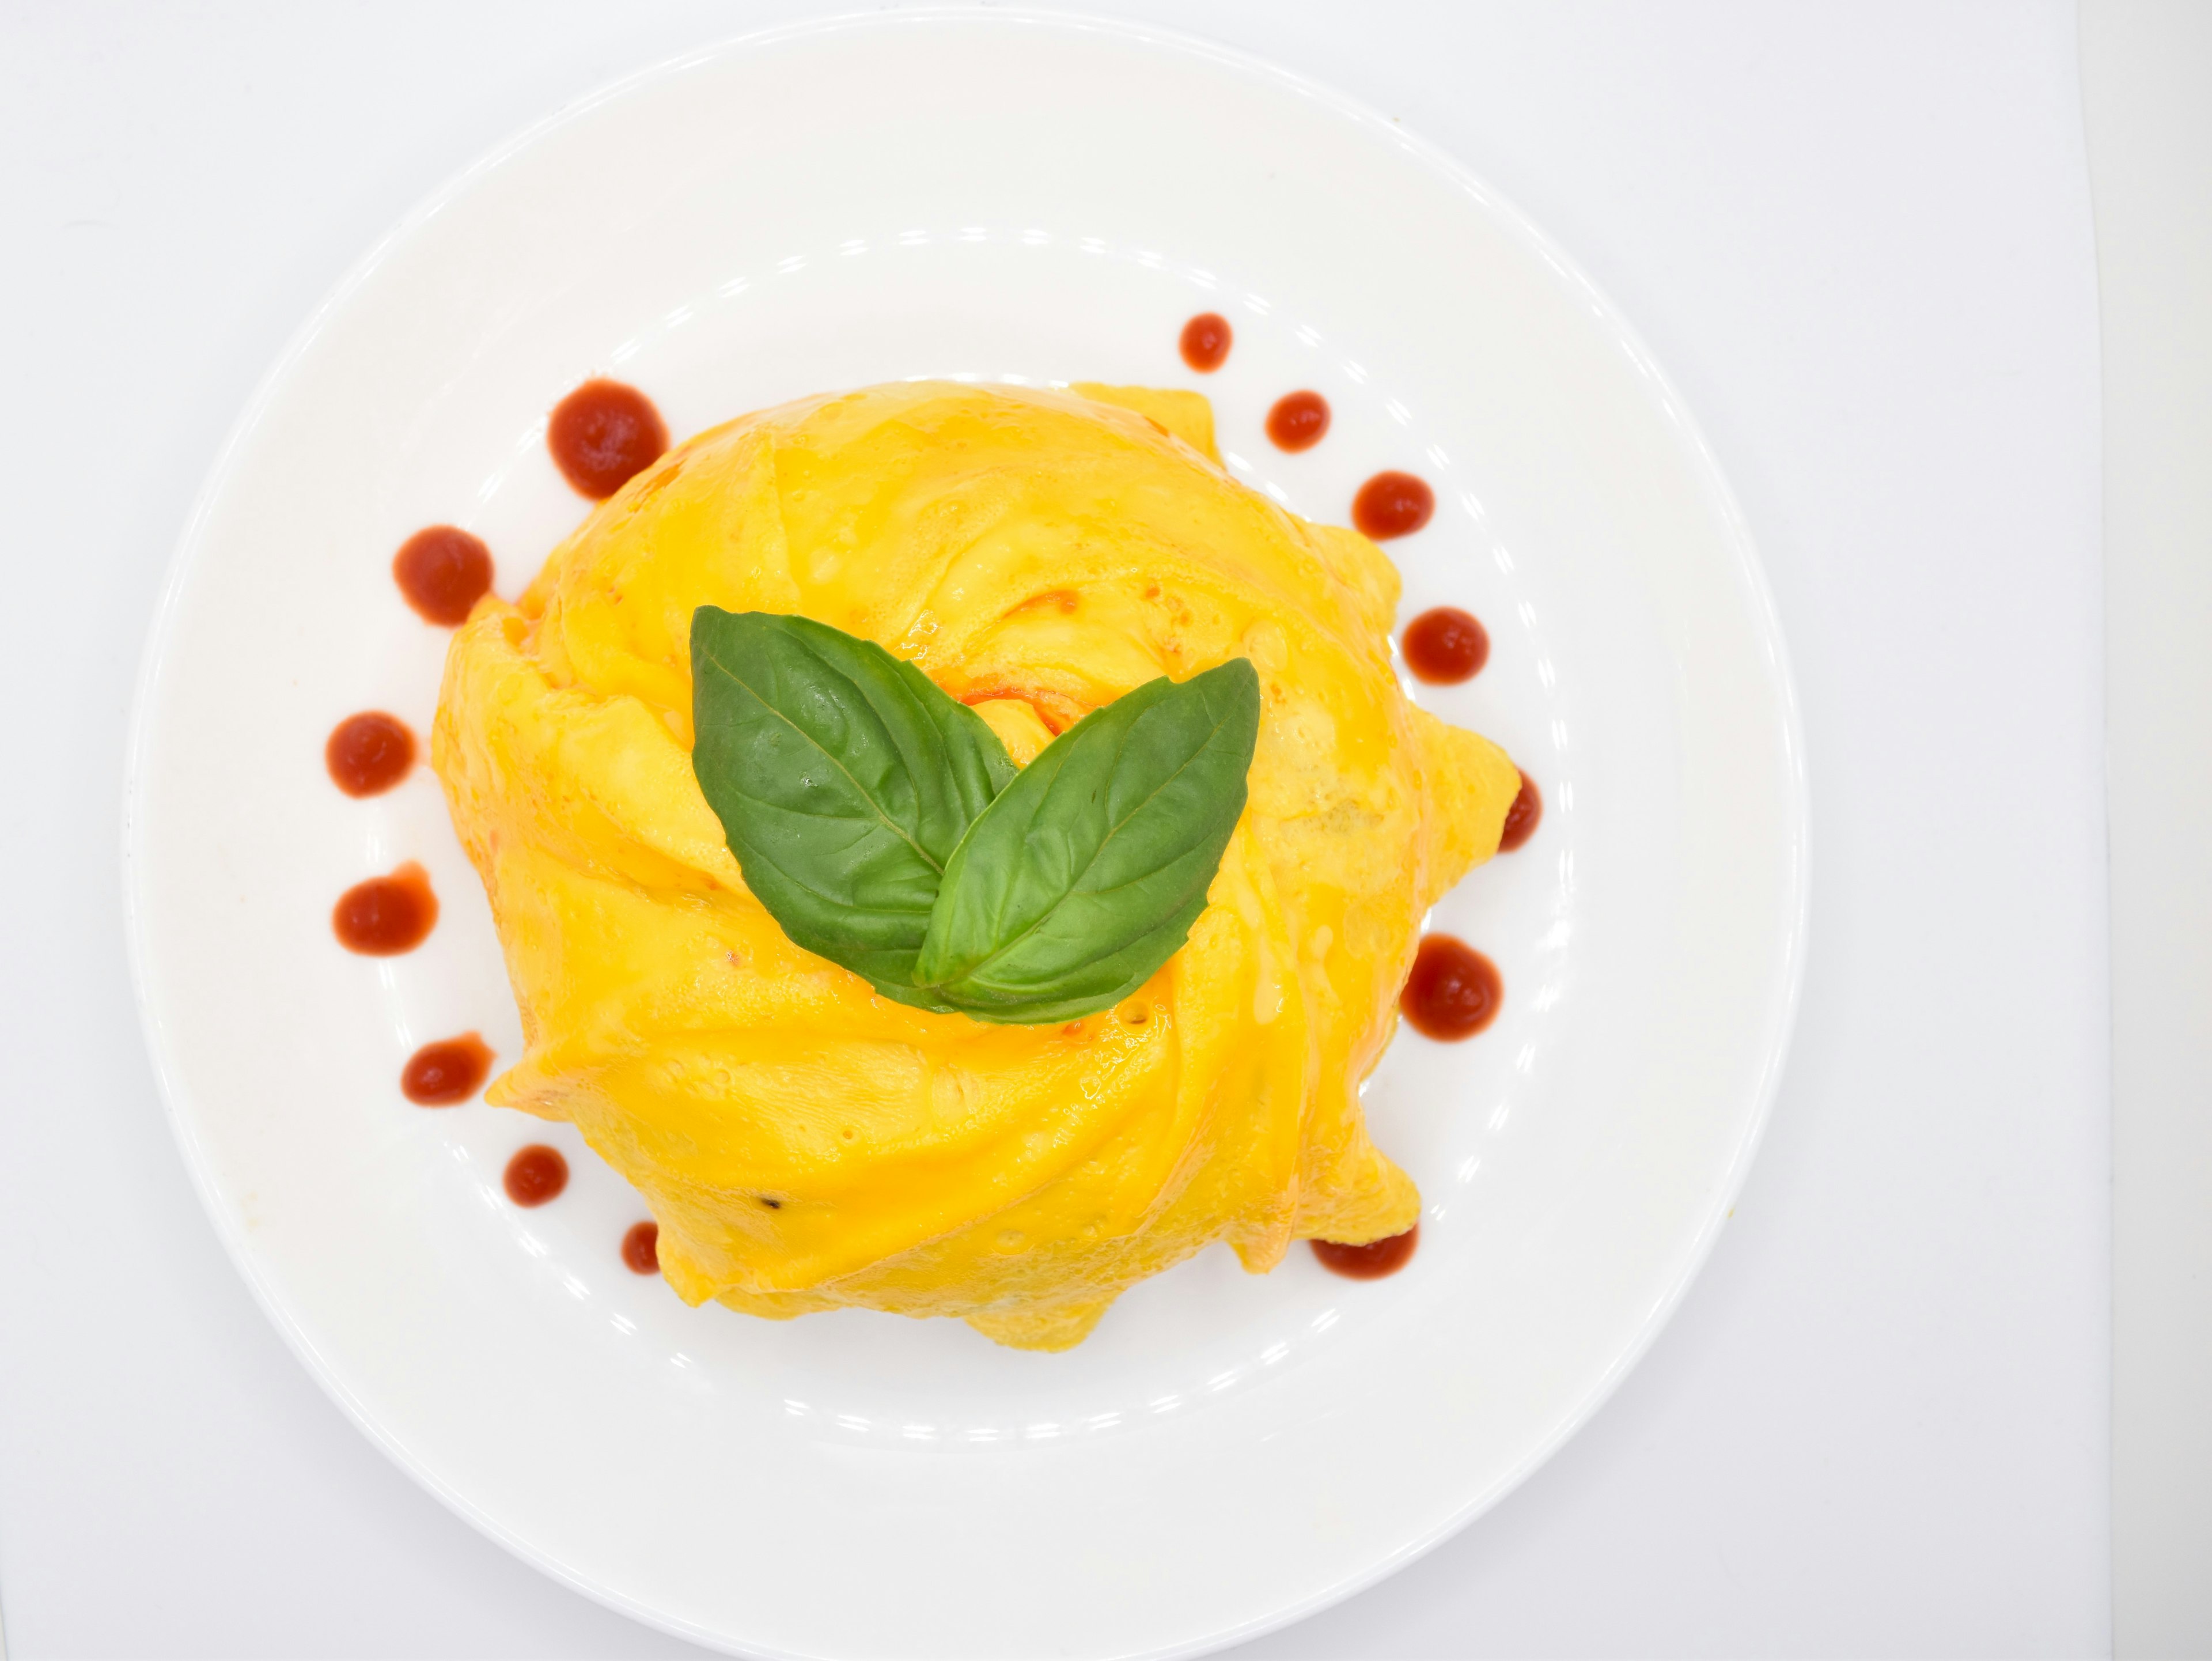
690, 608, 1260, 1025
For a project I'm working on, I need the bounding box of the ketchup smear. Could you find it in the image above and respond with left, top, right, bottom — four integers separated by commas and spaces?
1265, 390, 1330, 452
392, 527, 494, 626
1353, 471, 1434, 540
325, 712, 415, 797
1499, 770, 1544, 853
400, 1034, 493, 1106
332, 863, 437, 956
622, 1221, 661, 1274
1312, 1224, 1419, 1279
548, 379, 668, 499
1179, 313, 1232, 373
504, 1145, 568, 1207
1401, 607, 1488, 684
1400, 935, 1502, 1040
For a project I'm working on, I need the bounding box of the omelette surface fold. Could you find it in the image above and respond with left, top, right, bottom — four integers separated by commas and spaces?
432, 380, 1520, 1349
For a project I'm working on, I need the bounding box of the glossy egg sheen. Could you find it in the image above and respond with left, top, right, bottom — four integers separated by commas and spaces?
431, 382, 1519, 1349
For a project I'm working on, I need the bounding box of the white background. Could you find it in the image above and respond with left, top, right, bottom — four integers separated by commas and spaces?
0, 3, 2113, 1656
2083, 3, 2212, 1656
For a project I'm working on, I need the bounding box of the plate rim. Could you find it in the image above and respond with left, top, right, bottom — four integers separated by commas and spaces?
120, 7, 1812, 1656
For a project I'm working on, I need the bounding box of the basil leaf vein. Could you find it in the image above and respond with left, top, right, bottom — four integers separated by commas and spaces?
914, 659, 1261, 1023
689, 608, 1014, 1006
689, 607, 1260, 1026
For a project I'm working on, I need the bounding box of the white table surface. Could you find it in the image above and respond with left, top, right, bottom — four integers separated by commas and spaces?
0, 3, 2110, 1655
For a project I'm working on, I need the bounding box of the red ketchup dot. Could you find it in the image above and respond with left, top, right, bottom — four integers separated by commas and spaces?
400, 1034, 493, 1106
548, 379, 668, 499
504, 1145, 568, 1207
325, 712, 415, 797
1401, 607, 1489, 684
622, 1221, 661, 1274
332, 863, 438, 956
1400, 935, 1502, 1040
392, 527, 494, 626
1499, 770, 1543, 853
1312, 1223, 1419, 1280
1353, 471, 1434, 540
1179, 312, 1232, 372
1265, 390, 1331, 452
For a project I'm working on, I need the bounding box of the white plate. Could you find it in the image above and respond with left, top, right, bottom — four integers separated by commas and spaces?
124, 11, 1806, 1659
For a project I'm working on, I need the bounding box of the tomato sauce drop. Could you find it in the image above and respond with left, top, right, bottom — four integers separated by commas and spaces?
1179, 312, 1232, 372
1499, 770, 1543, 853
332, 862, 438, 956
1312, 1223, 1419, 1280
504, 1145, 569, 1207
548, 379, 668, 499
1401, 607, 1489, 683
622, 1221, 661, 1274
325, 712, 415, 797
392, 527, 494, 626
400, 1033, 493, 1106
1400, 935, 1502, 1040
1265, 390, 1331, 452
1353, 471, 1434, 540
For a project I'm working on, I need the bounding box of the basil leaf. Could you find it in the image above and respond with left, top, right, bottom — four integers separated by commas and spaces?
689, 608, 1014, 1007
914, 659, 1260, 1024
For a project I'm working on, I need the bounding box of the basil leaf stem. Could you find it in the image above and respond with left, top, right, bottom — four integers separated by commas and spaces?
915, 659, 1260, 1023
690, 608, 1014, 1007
690, 608, 1260, 1026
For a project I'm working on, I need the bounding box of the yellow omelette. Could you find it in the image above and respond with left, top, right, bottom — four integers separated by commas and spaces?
431, 380, 1518, 1349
